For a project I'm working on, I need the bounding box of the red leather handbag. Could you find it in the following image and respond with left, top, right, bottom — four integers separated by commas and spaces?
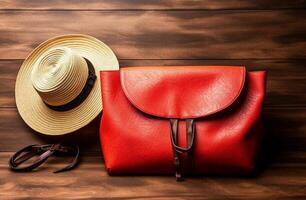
100, 66, 266, 180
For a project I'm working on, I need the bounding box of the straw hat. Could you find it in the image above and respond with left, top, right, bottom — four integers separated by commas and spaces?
15, 34, 119, 135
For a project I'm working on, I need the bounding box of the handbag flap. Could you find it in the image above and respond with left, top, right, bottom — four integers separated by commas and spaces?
120, 66, 246, 119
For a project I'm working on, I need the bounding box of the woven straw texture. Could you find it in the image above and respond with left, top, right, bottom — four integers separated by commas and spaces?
15, 34, 119, 135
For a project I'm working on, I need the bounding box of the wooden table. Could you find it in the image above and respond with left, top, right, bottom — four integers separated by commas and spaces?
0, 1, 305, 199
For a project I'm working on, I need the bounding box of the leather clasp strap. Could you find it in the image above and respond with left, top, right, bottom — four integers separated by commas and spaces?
170, 119, 195, 181
9, 144, 79, 173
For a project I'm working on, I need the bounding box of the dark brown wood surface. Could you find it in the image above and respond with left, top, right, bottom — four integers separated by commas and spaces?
1, 0, 305, 10
0, 1, 305, 199
0, 152, 305, 199
0, 10, 305, 60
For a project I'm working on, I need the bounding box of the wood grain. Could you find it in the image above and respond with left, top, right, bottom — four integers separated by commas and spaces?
0, 10, 305, 60
1, 59, 305, 107
0, 152, 305, 199
0, 1, 305, 199
0, 107, 101, 152
1, 107, 305, 157
1, 0, 305, 10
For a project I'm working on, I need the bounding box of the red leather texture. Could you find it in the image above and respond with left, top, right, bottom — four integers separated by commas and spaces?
121, 66, 245, 118
100, 66, 266, 175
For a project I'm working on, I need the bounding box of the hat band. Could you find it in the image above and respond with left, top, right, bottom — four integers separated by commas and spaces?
44, 58, 97, 111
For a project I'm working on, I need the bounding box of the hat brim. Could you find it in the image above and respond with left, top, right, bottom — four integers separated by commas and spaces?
15, 34, 119, 135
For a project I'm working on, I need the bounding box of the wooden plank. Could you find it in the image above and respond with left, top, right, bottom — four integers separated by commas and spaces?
0, 107, 101, 152
0, 10, 305, 60
0, 0, 305, 10
262, 107, 306, 166
1, 59, 305, 107
0, 107, 305, 159
0, 152, 305, 199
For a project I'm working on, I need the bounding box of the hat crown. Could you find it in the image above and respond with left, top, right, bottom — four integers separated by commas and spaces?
31, 47, 89, 106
